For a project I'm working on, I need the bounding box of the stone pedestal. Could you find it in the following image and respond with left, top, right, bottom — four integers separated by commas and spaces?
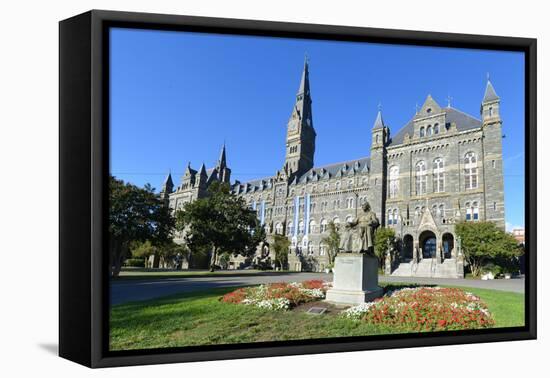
325, 253, 383, 305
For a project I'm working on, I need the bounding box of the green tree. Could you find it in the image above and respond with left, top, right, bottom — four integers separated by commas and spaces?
131, 240, 187, 268
109, 176, 175, 277
374, 227, 397, 269
175, 182, 266, 271
322, 221, 341, 267
455, 221, 521, 277
272, 234, 290, 270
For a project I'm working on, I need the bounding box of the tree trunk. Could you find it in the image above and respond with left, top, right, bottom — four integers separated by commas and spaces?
209, 246, 218, 272
111, 240, 127, 278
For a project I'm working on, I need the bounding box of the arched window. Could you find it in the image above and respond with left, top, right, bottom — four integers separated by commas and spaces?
345, 215, 353, 224
388, 210, 393, 225
308, 219, 316, 234
389, 165, 399, 198
465, 202, 472, 221
347, 198, 354, 209
427, 125, 433, 136
434, 123, 440, 134
323, 183, 329, 192
307, 241, 314, 255
320, 218, 328, 233
420, 127, 425, 137
287, 222, 294, 235
473, 201, 479, 220
333, 217, 340, 231
336, 181, 341, 191
464, 152, 478, 189
348, 179, 354, 189
319, 243, 327, 256
275, 222, 283, 235
415, 161, 427, 195
298, 220, 304, 234
415, 206, 420, 218
433, 158, 445, 193
439, 204, 445, 218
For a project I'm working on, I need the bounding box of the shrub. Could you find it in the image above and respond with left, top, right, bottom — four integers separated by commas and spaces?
124, 258, 145, 267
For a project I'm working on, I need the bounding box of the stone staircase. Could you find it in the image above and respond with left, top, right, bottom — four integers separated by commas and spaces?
391, 258, 462, 278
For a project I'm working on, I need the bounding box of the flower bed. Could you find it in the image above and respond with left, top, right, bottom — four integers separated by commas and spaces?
221, 280, 331, 311
342, 287, 494, 331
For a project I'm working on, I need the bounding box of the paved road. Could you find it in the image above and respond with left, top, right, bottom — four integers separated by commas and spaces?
110, 272, 524, 305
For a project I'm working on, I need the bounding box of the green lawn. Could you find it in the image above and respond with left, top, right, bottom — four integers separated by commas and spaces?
109, 284, 525, 351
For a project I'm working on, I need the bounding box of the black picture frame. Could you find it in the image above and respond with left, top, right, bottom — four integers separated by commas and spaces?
59, 9, 537, 368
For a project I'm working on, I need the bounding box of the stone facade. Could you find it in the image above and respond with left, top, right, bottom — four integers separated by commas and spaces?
162, 60, 505, 278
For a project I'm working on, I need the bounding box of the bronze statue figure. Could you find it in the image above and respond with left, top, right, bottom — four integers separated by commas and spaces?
339, 202, 380, 255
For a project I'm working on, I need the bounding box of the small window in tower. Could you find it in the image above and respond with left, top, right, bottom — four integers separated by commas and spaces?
420, 127, 425, 137
434, 123, 440, 134
375, 135, 379, 143
427, 125, 433, 136
489, 107, 493, 116
492, 160, 496, 168
427, 108, 432, 113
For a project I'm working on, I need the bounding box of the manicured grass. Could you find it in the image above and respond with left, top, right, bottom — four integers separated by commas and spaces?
115, 268, 301, 281
109, 283, 525, 351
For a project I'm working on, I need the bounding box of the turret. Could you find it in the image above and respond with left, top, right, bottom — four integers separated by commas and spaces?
481, 78, 501, 123
160, 172, 174, 205
283, 57, 316, 179
369, 106, 389, 223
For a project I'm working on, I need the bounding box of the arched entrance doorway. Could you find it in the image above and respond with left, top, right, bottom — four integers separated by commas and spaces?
402, 234, 414, 260
419, 230, 437, 259
442, 233, 454, 259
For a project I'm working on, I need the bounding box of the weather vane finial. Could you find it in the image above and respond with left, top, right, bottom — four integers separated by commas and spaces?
415, 102, 419, 114
378, 102, 382, 112
487, 72, 490, 81
446, 94, 453, 108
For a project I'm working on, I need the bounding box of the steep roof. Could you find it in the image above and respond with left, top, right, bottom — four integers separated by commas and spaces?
483, 80, 499, 103
372, 109, 385, 129
389, 107, 482, 147
233, 156, 371, 194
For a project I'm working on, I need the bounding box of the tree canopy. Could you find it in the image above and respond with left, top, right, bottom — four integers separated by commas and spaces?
374, 227, 397, 269
455, 221, 521, 277
109, 176, 174, 277
272, 234, 290, 270
175, 182, 265, 271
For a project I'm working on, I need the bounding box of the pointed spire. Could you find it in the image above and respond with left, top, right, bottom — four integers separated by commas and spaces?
199, 162, 207, 177
483, 78, 499, 103
373, 105, 385, 129
218, 142, 227, 168
297, 55, 310, 96
163, 172, 173, 186
161, 172, 174, 193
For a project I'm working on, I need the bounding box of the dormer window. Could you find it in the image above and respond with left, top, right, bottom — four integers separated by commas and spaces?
434, 123, 440, 134
420, 127, 425, 137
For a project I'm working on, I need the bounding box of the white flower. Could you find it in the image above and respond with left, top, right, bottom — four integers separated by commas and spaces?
341, 302, 377, 320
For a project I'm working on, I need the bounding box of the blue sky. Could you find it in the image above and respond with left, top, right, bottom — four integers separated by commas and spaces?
110, 28, 525, 230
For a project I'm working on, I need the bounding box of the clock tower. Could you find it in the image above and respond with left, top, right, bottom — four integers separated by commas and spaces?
283, 58, 316, 179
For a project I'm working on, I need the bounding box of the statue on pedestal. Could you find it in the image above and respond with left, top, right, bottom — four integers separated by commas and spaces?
339, 202, 380, 256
